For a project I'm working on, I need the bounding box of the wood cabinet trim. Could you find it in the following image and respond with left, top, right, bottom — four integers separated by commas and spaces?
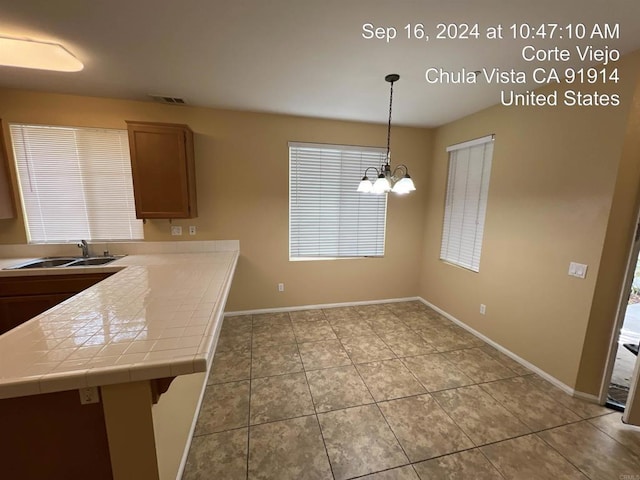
0, 119, 17, 219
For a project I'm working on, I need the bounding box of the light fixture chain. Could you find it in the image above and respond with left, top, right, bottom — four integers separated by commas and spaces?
386, 80, 393, 164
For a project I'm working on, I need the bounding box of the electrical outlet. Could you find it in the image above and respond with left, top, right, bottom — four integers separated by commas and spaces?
171, 226, 182, 236
278, 283, 284, 292
79, 387, 100, 404
189, 225, 197, 235
480, 304, 486, 315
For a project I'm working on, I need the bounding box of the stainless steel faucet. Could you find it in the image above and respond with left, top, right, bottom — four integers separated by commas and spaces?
77, 240, 90, 258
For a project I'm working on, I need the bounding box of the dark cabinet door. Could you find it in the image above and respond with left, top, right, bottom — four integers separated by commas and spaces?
0, 293, 72, 335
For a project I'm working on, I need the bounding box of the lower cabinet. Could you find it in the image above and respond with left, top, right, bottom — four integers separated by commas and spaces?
0, 273, 113, 335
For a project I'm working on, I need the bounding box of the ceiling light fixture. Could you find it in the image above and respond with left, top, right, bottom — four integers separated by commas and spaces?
0, 36, 83, 72
357, 73, 415, 195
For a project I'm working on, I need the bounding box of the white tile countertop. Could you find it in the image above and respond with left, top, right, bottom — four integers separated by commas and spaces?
0, 241, 238, 399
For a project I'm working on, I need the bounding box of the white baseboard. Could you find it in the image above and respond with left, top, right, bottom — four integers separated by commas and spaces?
417, 297, 597, 401
224, 296, 421, 317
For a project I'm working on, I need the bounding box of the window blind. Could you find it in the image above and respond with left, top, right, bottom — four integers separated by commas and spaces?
10, 124, 143, 243
289, 142, 387, 259
440, 135, 494, 272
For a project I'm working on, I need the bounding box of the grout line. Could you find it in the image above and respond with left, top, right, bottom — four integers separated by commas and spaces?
245, 314, 254, 480
533, 429, 592, 479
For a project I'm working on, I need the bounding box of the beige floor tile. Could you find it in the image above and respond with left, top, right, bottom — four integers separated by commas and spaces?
480, 376, 580, 431
322, 307, 361, 322
341, 334, 396, 364
251, 343, 303, 378
306, 365, 374, 412
365, 313, 405, 333
318, 404, 409, 480
208, 345, 251, 384
443, 348, 516, 383
414, 449, 503, 479
289, 309, 326, 323
220, 315, 252, 334
292, 320, 337, 343
383, 301, 427, 314
330, 319, 375, 338
589, 412, 640, 455
250, 372, 314, 424
358, 465, 420, 480
446, 325, 485, 347
379, 394, 473, 462
478, 345, 531, 375
355, 304, 391, 318
252, 322, 296, 347
481, 434, 587, 479
402, 353, 474, 392
248, 415, 332, 480
216, 330, 251, 352
416, 326, 473, 352
252, 311, 291, 325
298, 339, 352, 370
356, 359, 426, 401
183, 428, 248, 480
194, 381, 250, 435
539, 421, 640, 479
379, 331, 437, 357
524, 375, 612, 418
400, 312, 448, 331
433, 385, 530, 445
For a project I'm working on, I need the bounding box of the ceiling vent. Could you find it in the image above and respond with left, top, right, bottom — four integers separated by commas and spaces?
148, 94, 187, 105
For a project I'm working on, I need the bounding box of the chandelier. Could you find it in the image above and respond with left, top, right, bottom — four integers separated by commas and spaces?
357, 74, 415, 194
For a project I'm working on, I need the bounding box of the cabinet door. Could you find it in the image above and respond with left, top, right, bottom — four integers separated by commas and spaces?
0, 119, 16, 219
0, 293, 72, 335
126, 122, 196, 219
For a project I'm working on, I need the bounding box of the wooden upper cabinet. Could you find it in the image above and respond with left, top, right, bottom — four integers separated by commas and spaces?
126, 121, 197, 219
0, 119, 16, 219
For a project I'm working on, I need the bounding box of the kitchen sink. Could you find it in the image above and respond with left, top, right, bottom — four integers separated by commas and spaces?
4, 255, 124, 270
65, 257, 121, 267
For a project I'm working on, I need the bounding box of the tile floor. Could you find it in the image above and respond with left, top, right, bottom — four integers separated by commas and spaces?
182, 301, 640, 480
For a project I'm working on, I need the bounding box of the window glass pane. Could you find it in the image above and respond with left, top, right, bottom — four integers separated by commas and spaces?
10, 124, 143, 243
289, 143, 387, 259
440, 137, 494, 272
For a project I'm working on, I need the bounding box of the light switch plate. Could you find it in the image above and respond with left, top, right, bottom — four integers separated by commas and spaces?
568, 262, 588, 279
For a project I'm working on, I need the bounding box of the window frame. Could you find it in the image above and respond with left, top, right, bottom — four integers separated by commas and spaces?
288, 141, 388, 261
9, 122, 143, 244
440, 134, 494, 272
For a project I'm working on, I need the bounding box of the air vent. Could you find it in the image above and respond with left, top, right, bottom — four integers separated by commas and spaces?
148, 95, 187, 105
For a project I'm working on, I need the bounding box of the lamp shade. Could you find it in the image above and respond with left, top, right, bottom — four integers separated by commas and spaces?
357, 178, 373, 193
373, 176, 391, 194
392, 176, 416, 194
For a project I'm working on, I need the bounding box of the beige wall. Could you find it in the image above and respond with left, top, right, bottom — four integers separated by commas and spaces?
420, 50, 640, 391
0, 89, 431, 311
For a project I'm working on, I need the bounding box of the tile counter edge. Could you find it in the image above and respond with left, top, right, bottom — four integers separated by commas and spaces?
0, 241, 239, 399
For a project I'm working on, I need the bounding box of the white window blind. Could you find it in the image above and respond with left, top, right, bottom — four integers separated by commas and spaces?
10, 123, 143, 243
440, 135, 494, 272
289, 142, 387, 259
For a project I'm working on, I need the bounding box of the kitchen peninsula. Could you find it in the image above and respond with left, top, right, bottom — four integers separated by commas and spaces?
0, 240, 238, 480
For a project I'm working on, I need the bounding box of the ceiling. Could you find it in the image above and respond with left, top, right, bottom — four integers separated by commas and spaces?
0, 0, 639, 127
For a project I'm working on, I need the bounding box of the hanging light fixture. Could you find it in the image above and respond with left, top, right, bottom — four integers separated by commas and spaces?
357, 73, 415, 195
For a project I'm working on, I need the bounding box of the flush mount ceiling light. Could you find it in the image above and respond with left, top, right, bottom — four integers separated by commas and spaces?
0, 36, 83, 72
358, 73, 415, 195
